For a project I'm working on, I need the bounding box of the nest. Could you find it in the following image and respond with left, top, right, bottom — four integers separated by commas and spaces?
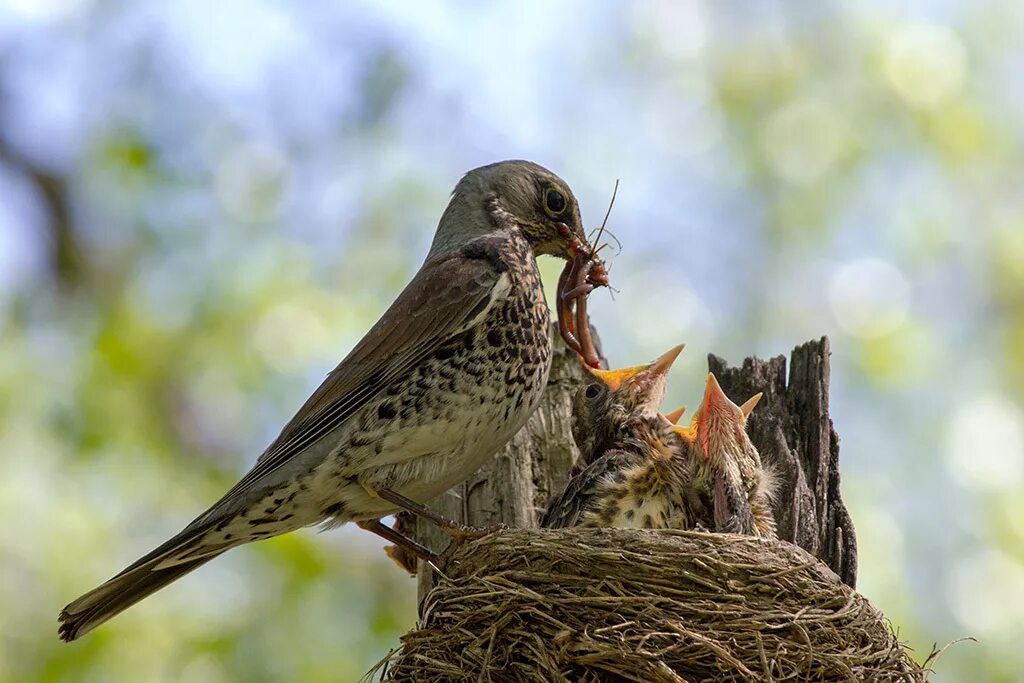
373, 528, 929, 682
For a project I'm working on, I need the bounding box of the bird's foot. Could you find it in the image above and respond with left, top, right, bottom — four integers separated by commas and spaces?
442, 522, 506, 554
384, 544, 419, 575
364, 486, 506, 554
367, 485, 480, 535
357, 519, 438, 569
382, 512, 420, 574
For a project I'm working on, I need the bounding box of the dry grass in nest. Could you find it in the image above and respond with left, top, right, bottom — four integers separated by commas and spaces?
371, 528, 933, 682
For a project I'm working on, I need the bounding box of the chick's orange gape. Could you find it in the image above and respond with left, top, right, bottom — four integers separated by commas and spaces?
555, 223, 610, 369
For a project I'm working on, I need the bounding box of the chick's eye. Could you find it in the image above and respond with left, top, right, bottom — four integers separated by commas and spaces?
585, 383, 602, 399
544, 188, 567, 216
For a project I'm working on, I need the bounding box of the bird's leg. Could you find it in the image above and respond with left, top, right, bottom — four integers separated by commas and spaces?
383, 512, 420, 574
357, 519, 437, 568
366, 485, 498, 545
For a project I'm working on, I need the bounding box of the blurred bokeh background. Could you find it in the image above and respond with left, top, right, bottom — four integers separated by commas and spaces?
1, 0, 1022, 680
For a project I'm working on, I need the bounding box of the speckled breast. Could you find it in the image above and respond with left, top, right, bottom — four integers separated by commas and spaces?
413, 239, 553, 490
349, 234, 554, 502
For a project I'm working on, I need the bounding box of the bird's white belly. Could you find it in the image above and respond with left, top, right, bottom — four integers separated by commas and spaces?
382, 406, 526, 501
322, 390, 537, 520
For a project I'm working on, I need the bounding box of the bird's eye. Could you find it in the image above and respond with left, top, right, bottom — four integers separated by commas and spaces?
585, 383, 602, 399
544, 188, 567, 216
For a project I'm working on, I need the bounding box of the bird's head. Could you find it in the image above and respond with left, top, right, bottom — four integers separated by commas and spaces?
671, 373, 761, 464
431, 160, 589, 260
571, 344, 684, 462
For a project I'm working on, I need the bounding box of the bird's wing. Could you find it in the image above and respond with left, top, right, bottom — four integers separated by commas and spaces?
216, 239, 513, 504
541, 450, 636, 529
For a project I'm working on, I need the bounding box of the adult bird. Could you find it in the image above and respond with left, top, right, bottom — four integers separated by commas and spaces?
59, 160, 594, 641
675, 373, 777, 538
541, 345, 704, 530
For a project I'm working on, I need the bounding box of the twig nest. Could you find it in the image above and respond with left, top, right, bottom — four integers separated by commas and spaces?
378, 528, 926, 682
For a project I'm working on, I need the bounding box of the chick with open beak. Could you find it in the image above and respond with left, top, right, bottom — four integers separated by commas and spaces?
570, 344, 684, 469
541, 344, 703, 530
671, 373, 776, 538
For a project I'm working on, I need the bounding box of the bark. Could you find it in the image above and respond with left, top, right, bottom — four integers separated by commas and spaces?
410, 332, 857, 601
709, 337, 858, 587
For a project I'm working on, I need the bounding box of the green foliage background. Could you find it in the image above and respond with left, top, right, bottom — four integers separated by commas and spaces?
1, 1, 1022, 681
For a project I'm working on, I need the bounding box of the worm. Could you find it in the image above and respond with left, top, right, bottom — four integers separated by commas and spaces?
556, 246, 606, 368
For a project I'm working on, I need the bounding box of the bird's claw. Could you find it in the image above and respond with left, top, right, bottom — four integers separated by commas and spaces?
441, 522, 505, 554
384, 544, 420, 575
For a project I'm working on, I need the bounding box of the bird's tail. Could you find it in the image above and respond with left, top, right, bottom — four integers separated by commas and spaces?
58, 551, 225, 642
58, 521, 233, 642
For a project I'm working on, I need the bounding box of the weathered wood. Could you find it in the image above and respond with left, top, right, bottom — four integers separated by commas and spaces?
709, 336, 858, 587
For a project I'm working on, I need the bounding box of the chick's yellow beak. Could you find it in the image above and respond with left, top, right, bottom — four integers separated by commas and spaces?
586, 365, 646, 392
586, 344, 684, 393
671, 423, 697, 443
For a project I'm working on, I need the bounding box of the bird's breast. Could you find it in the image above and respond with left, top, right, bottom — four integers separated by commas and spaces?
326, 243, 553, 504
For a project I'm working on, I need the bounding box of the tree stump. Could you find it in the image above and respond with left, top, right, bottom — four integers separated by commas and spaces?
371, 334, 917, 682
709, 337, 857, 588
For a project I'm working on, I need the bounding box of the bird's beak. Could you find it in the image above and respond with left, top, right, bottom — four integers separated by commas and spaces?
664, 405, 687, 424
587, 345, 683, 417
690, 373, 736, 454
585, 344, 684, 393
586, 364, 647, 392
662, 404, 693, 441
671, 423, 697, 443
701, 373, 731, 414
647, 344, 686, 379
739, 392, 763, 418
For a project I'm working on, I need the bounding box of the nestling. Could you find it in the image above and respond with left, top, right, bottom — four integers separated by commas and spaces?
542, 345, 706, 531
674, 373, 777, 538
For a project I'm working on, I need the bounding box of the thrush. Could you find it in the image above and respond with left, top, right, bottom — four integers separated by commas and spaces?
674, 373, 777, 538
540, 345, 705, 530
59, 160, 596, 641
569, 345, 684, 469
